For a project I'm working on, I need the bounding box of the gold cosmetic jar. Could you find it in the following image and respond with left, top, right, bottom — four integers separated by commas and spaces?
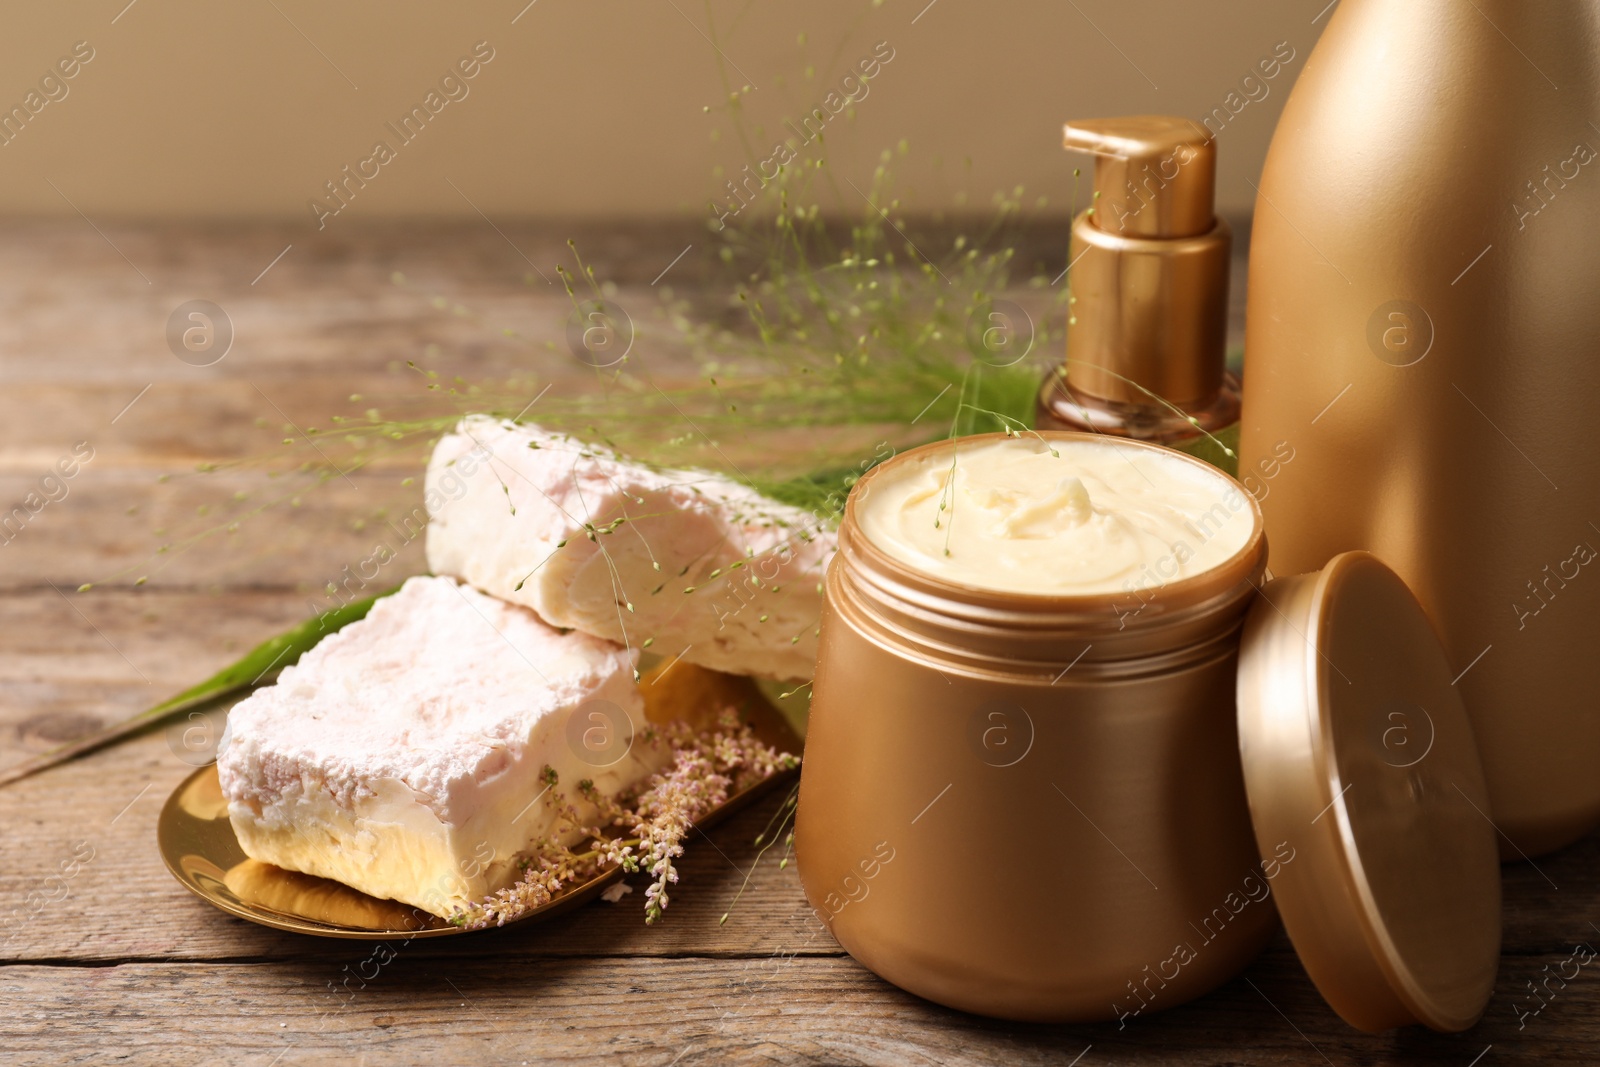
795, 432, 1272, 1022
794, 432, 1502, 1029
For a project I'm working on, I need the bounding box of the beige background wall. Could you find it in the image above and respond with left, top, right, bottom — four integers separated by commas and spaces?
0, 0, 1333, 223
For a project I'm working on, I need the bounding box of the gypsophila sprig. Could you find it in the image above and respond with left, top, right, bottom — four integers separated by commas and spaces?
448, 711, 799, 929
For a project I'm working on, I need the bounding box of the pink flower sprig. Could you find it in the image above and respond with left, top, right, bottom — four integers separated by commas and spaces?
449, 711, 799, 929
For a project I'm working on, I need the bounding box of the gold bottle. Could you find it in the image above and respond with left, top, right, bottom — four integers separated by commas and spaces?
1038, 116, 1240, 473
1240, 0, 1600, 855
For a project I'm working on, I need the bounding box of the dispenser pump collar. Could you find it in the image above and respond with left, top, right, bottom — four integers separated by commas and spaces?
1063, 116, 1217, 239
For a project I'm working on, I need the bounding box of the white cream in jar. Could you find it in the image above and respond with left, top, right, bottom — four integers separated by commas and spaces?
855, 436, 1255, 596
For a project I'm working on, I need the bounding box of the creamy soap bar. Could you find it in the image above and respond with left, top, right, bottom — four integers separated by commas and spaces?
425, 416, 835, 681
217, 575, 659, 917
857, 436, 1253, 596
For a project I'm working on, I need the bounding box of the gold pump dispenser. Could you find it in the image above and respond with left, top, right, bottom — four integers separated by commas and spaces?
1038, 115, 1239, 471
1240, 0, 1600, 856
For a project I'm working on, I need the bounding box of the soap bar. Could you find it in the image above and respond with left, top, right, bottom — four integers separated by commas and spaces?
216, 575, 657, 917
424, 416, 834, 680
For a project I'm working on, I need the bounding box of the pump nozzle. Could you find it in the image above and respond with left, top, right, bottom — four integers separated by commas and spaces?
1063, 116, 1216, 239
1039, 114, 1235, 426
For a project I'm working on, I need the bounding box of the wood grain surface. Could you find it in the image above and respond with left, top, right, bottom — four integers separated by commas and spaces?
2, 221, 1596, 1066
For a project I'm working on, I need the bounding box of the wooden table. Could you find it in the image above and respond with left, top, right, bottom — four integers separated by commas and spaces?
2, 221, 1596, 1066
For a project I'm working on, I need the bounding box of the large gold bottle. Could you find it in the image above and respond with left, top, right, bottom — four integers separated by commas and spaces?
1241, 1, 1600, 856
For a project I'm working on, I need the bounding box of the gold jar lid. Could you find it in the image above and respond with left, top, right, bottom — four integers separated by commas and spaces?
1236, 551, 1501, 1032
